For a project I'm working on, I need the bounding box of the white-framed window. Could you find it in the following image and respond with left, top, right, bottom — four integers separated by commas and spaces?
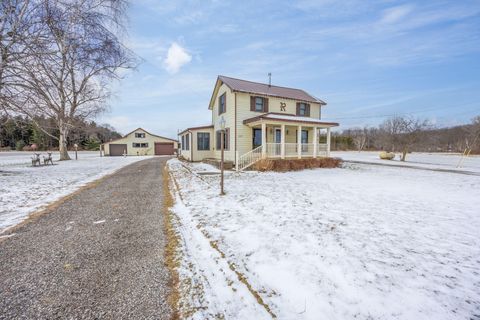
197, 132, 210, 151
255, 97, 264, 112
185, 133, 190, 150
133, 143, 148, 148
135, 132, 146, 138
218, 93, 226, 115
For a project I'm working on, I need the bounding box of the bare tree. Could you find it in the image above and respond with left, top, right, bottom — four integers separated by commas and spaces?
348, 127, 369, 152
12, 0, 135, 160
380, 116, 431, 161
0, 0, 39, 118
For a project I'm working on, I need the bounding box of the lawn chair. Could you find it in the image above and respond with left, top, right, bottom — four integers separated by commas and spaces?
43, 152, 53, 165
31, 153, 41, 167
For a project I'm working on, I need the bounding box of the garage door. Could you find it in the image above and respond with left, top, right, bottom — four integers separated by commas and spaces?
155, 142, 174, 155
109, 144, 127, 156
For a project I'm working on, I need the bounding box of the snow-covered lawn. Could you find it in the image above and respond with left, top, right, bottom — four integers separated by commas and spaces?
0, 151, 152, 233
168, 159, 480, 320
332, 151, 480, 174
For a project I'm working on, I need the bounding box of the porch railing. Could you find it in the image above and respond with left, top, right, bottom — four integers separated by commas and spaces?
264, 143, 329, 158
238, 145, 263, 171
318, 143, 328, 157
285, 143, 297, 156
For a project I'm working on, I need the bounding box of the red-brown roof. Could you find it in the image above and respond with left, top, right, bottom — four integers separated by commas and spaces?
101, 127, 178, 145
178, 125, 214, 136
218, 75, 326, 105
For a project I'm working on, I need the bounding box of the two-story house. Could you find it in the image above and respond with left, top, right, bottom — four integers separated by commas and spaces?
178, 75, 339, 170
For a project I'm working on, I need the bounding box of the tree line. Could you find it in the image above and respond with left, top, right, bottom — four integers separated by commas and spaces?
1, 0, 135, 160
331, 115, 480, 160
0, 115, 121, 151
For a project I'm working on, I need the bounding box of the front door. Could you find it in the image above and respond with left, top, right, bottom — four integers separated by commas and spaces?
253, 128, 262, 149
274, 128, 281, 155
301, 130, 308, 152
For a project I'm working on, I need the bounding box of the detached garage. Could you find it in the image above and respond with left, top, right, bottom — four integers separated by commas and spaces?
102, 128, 178, 156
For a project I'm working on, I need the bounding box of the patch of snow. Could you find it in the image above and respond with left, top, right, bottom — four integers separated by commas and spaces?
189, 162, 220, 173
0, 152, 151, 233
93, 220, 106, 224
168, 158, 480, 319
333, 151, 480, 174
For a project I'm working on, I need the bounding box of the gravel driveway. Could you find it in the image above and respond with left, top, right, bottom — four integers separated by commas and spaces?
0, 157, 173, 319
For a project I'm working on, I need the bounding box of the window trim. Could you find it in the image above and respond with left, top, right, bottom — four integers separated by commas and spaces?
218, 93, 226, 115
250, 96, 269, 113
197, 132, 210, 151
216, 128, 230, 151
185, 133, 190, 151
296, 102, 310, 117
132, 142, 148, 148
135, 132, 146, 138
254, 97, 264, 112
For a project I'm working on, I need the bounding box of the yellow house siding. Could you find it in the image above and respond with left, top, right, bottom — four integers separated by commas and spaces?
103, 128, 177, 156
236, 92, 321, 155
212, 83, 236, 162
236, 92, 322, 158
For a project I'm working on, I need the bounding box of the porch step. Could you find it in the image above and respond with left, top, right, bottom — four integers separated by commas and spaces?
203, 158, 234, 170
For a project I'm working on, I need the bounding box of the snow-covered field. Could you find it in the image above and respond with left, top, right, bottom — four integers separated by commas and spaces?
332, 151, 480, 174
0, 151, 152, 233
168, 158, 480, 319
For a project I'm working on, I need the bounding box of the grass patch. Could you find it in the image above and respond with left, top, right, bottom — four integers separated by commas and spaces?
163, 166, 181, 320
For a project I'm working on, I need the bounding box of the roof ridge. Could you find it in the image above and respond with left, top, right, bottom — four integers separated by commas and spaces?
218, 75, 314, 93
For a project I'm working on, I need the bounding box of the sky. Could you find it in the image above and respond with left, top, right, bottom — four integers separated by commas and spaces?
100, 0, 480, 137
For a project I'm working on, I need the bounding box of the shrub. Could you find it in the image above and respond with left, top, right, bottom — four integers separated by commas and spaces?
15, 140, 26, 151
252, 157, 342, 172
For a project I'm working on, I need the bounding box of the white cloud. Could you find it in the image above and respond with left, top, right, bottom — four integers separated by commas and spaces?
163, 42, 192, 74
380, 5, 414, 24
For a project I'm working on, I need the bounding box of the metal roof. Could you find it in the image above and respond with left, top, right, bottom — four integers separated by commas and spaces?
218, 75, 326, 104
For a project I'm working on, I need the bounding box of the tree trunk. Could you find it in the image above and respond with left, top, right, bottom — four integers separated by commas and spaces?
401, 148, 408, 162
59, 128, 71, 160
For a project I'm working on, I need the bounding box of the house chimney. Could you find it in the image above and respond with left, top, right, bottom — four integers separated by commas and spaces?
268, 72, 271, 87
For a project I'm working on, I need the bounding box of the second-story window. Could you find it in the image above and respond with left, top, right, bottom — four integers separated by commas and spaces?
218, 93, 226, 115
135, 132, 145, 138
255, 97, 264, 112
250, 96, 269, 112
297, 102, 310, 116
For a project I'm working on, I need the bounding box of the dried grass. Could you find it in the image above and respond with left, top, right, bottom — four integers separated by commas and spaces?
163, 167, 180, 320
252, 157, 342, 172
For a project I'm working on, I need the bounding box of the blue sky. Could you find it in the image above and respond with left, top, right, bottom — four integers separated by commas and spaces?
101, 0, 480, 137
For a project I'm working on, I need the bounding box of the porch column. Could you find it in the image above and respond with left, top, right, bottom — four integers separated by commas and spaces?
326, 127, 331, 157
261, 122, 267, 158
297, 125, 302, 159
281, 124, 286, 159
313, 127, 318, 158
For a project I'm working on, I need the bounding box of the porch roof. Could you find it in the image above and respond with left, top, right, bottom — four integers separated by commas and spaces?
243, 113, 339, 127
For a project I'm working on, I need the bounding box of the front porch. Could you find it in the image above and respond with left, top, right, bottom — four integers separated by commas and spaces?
238, 113, 338, 171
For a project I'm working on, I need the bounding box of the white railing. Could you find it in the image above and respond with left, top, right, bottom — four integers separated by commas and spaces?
266, 143, 282, 157
238, 145, 263, 171
301, 143, 314, 157
265, 143, 327, 158
317, 143, 328, 157
285, 143, 297, 157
